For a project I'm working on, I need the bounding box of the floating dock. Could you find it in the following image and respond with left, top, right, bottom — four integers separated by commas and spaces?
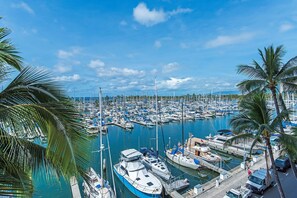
150, 171, 189, 198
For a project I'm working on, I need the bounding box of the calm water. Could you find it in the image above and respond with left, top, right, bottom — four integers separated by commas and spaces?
33, 114, 242, 197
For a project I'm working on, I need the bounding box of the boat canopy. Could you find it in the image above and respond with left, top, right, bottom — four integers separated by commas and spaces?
121, 149, 142, 161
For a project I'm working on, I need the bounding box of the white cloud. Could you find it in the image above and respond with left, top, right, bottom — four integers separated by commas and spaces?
205, 32, 255, 48
168, 8, 192, 16
279, 23, 294, 32
89, 59, 105, 68
53, 74, 80, 82
54, 63, 72, 73
133, 2, 192, 27
154, 40, 162, 48
101, 67, 145, 77
57, 48, 81, 59
159, 77, 192, 89
12, 2, 34, 15
88, 59, 145, 78
162, 62, 179, 73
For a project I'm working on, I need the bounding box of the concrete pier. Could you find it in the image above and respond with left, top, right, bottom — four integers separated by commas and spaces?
70, 176, 81, 198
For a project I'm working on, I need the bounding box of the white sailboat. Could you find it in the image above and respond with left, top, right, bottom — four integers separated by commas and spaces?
140, 80, 171, 181
83, 88, 115, 198
166, 100, 201, 170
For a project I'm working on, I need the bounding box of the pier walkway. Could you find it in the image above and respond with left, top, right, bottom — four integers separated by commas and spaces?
183, 150, 279, 198
70, 176, 81, 198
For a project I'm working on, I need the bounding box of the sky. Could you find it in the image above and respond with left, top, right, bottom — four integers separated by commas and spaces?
1, 0, 297, 96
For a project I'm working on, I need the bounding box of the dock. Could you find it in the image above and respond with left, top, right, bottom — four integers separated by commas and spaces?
208, 141, 253, 157
131, 120, 147, 126
107, 122, 131, 130
150, 171, 189, 198
70, 176, 81, 198
183, 150, 231, 175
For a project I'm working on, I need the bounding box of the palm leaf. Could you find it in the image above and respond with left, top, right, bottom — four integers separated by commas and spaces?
0, 27, 22, 71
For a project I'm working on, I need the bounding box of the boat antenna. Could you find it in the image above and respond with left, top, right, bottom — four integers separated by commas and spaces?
181, 98, 184, 155
155, 78, 158, 157
99, 87, 104, 187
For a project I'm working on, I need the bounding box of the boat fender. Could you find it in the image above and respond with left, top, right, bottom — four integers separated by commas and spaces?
194, 159, 200, 165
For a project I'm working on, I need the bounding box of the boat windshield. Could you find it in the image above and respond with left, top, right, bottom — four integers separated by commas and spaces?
226, 191, 240, 198
248, 175, 263, 185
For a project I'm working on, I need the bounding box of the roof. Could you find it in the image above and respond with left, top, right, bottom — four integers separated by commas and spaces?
253, 169, 269, 180
121, 148, 142, 159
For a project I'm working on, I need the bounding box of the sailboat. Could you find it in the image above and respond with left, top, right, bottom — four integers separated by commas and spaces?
83, 88, 115, 198
165, 100, 201, 170
140, 80, 171, 181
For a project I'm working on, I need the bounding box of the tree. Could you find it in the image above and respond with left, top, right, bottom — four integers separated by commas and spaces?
228, 93, 286, 198
237, 45, 297, 177
0, 22, 89, 196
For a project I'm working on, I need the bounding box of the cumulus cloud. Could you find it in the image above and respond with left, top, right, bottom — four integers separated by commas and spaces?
88, 59, 145, 78
11, 2, 34, 15
279, 23, 294, 32
89, 59, 105, 68
205, 32, 255, 48
57, 48, 81, 59
159, 77, 192, 89
162, 62, 179, 73
53, 74, 80, 82
54, 63, 72, 73
133, 2, 192, 26
102, 67, 145, 77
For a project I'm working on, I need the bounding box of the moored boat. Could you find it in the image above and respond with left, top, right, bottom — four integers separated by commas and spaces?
114, 149, 162, 198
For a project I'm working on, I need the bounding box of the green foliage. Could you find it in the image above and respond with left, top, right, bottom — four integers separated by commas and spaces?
0, 21, 90, 196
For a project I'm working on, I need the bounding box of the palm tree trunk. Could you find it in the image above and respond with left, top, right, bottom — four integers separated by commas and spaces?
266, 137, 286, 198
271, 88, 297, 178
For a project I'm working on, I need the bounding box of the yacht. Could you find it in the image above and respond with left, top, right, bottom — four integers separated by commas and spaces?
114, 149, 162, 198
186, 136, 221, 162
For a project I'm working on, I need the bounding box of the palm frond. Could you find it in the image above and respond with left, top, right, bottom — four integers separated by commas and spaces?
0, 153, 33, 197
237, 64, 267, 79
0, 27, 22, 71
237, 79, 266, 93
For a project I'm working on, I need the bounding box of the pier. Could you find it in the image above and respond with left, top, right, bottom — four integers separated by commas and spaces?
151, 171, 189, 198
70, 176, 81, 198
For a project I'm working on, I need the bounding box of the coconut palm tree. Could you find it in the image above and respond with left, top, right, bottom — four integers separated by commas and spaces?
228, 93, 286, 198
237, 45, 297, 177
0, 22, 89, 196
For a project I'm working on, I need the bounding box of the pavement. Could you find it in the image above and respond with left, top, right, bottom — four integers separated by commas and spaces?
252, 167, 297, 198
195, 156, 267, 198
182, 149, 297, 198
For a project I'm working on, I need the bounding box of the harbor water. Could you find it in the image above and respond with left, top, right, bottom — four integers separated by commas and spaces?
33, 114, 242, 198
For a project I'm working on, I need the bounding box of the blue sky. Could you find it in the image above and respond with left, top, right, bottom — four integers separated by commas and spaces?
1, 0, 297, 96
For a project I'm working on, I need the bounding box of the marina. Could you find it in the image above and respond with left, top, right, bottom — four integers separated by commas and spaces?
32, 97, 245, 198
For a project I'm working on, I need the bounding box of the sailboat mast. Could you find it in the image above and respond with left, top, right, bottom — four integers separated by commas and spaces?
155, 79, 158, 155
99, 87, 104, 186
181, 99, 184, 152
